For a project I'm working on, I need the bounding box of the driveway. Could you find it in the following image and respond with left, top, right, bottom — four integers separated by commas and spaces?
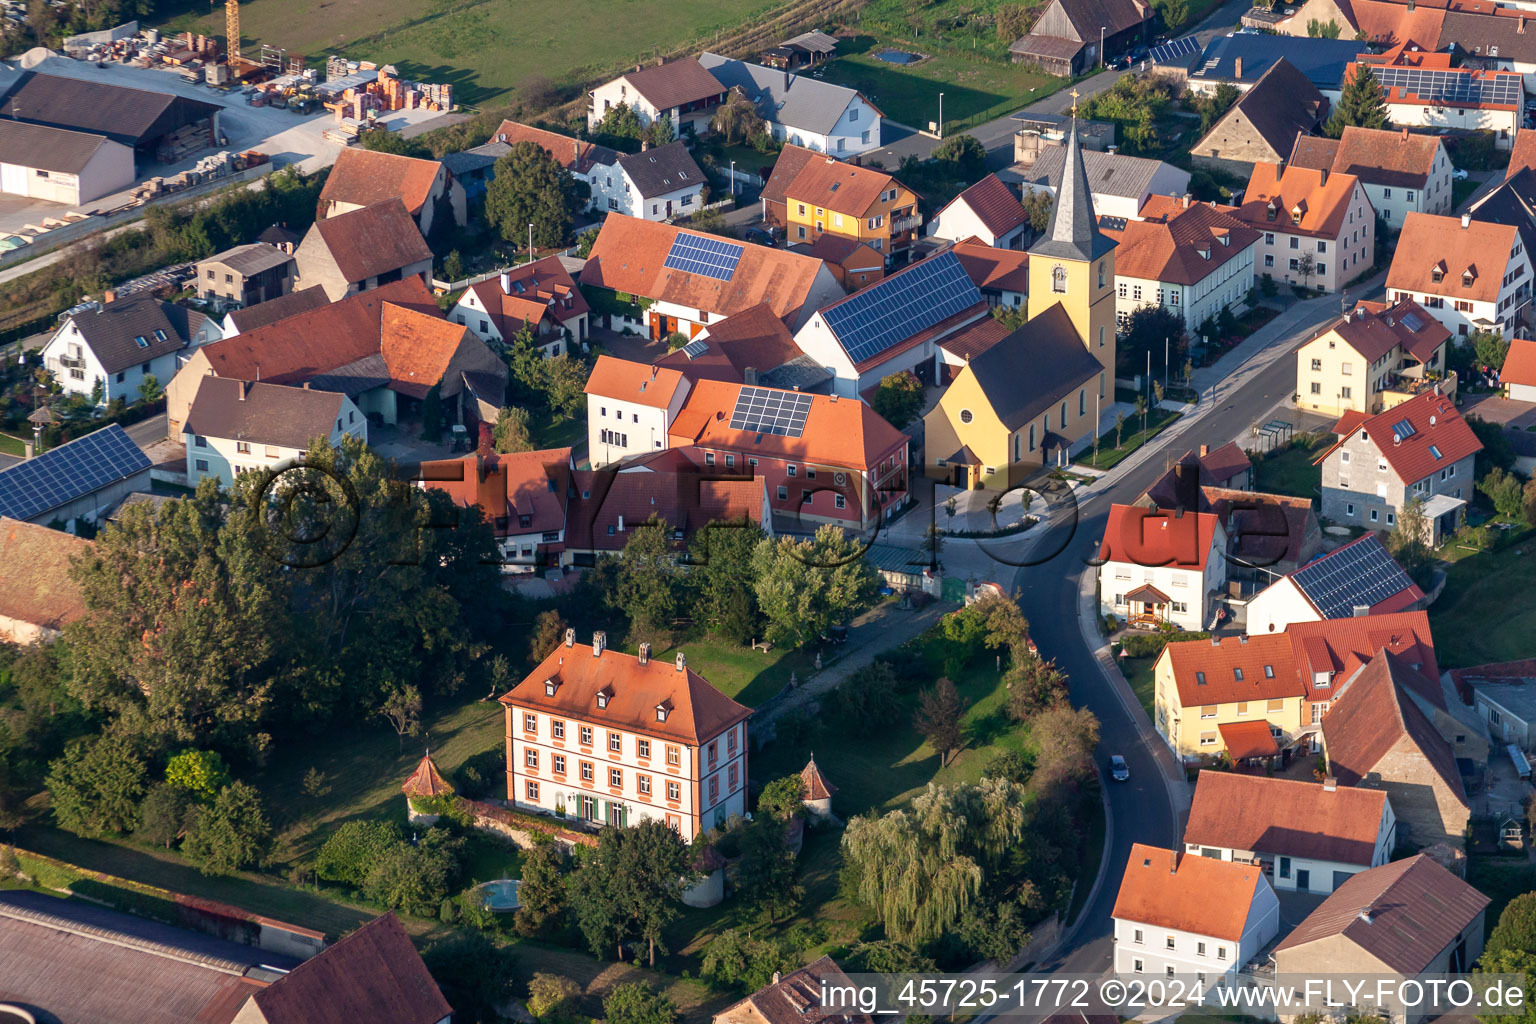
1463, 393, 1536, 429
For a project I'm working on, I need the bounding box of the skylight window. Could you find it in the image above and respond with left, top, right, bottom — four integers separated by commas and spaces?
134, 336, 149, 348
1429, 444, 1443, 460
153, 329, 167, 342
1392, 418, 1417, 440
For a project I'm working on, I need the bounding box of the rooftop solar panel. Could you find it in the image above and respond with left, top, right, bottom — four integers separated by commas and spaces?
728, 386, 814, 438
681, 339, 710, 360
1371, 65, 1522, 107
0, 424, 151, 523
1392, 418, 1417, 440
820, 250, 983, 365
1148, 35, 1200, 65
1290, 536, 1416, 619
663, 233, 745, 282
1400, 312, 1423, 331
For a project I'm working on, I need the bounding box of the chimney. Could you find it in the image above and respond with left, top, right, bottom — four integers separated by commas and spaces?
1402, 127, 1410, 140
1323, 776, 1338, 791
563, 627, 576, 647
103, 288, 116, 303
676, 651, 687, 672
1522, 14, 1527, 32
656, 56, 665, 66
1319, 167, 1328, 186
1182, 193, 1192, 208
239, 380, 250, 401
592, 631, 606, 656
772, 972, 783, 986
635, 63, 643, 72
501, 271, 511, 294
574, 139, 581, 164
302, 381, 311, 390
638, 641, 651, 665
641, 138, 649, 152
1462, 213, 1471, 228
744, 366, 758, 385
1353, 604, 1371, 616
1199, 444, 1209, 457
1234, 56, 1244, 78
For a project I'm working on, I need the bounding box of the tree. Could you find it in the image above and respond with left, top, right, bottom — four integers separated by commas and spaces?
1021, 187, 1053, 232
752, 526, 880, 647
1482, 467, 1530, 523
1030, 704, 1101, 793
360, 127, 432, 157
738, 815, 803, 922
1160, 0, 1190, 29
46, 734, 147, 837
484, 141, 581, 249
136, 782, 193, 849
1006, 657, 1069, 721
493, 405, 534, 453
701, 928, 796, 992
1295, 250, 1317, 291
984, 748, 1035, 784
1197, 83, 1241, 134
137, 373, 162, 403
514, 842, 569, 937
1473, 329, 1511, 372
317, 820, 404, 887
870, 370, 924, 427
576, 227, 600, 258
569, 819, 694, 964
1326, 65, 1391, 136
164, 749, 230, 799
1468, 414, 1516, 476
995, 2, 1031, 40
1388, 496, 1435, 585
691, 519, 765, 643
378, 683, 424, 750
835, 661, 904, 729
710, 90, 769, 145
1121, 305, 1185, 377
529, 972, 583, 1018
541, 355, 590, 420
1308, 17, 1343, 35
605, 984, 679, 1024
594, 104, 645, 148
1134, 393, 1148, 436
613, 520, 683, 642
363, 828, 464, 914
424, 932, 518, 1024
758, 774, 807, 821
441, 250, 465, 282
529, 609, 570, 665
643, 115, 676, 148
914, 678, 968, 767
1115, 411, 1126, 448
1489, 893, 1536, 957
933, 134, 986, 180
182, 781, 271, 875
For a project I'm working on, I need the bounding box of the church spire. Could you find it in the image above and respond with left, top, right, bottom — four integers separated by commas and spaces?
1029, 111, 1115, 263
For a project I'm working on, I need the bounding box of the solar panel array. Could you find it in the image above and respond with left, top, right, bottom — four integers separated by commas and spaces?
1291, 537, 1415, 619
1400, 312, 1424, 331
1372, 65, 1522, 107
1149, 35, 1200, 65
662, 234, 745, 281
1392, 418, 1417, 441
820, 250, 983, 365
681, 339, 710, 360
728, 386, 814, 438
0, 424, 151, 522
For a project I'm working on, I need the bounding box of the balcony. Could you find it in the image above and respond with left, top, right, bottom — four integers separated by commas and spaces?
58, 354, 85, 370
891, 212, 924, 236
1382, 368, 1456, 408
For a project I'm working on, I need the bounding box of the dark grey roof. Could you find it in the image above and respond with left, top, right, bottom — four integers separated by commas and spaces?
1200, 59, 1329, 161
964, 303, 1102, 430
0, 71, 221, 149
184, 377, 345, 449
441, 147, 501, 177
1442, 11, 1536, 64
1029, 119, 1116, 261
1045, 0, 1152, 39
1469, 167, 1536, 259
225, 285, 331, 334
257, 223, 302, 248
201, 242, 293, 277
758, 352, 834, 390
67, 295, 190, 374
699, 52, 868, 136
782, 30, 839, 53
306, 352, 391, 396
108, 490, 175, 521
0, 118, 116, 174
618, 141, 706, 199
1022, 143, 1174, 199
1189, 34, 1362, 90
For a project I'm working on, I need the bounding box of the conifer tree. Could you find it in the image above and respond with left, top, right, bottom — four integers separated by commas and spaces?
1326, 65, 1390, 137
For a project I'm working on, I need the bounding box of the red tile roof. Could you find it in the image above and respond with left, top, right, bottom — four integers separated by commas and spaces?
1351, 0, 1447, 47
585, 355, 689, 409
401, 752, 454, 798
619, 57, 727, 112
1159, 632, 1302, 707
1388, 212, 1521, 303
782, 154, 902, 217
1501, 336, 1536, 387
1203, 487, 1316, 568
1112, 843, 1270, 941
466, 255, 588, 335
939, 174, 1028, 238
1289, 125, 1443, 190
717, 956, 874, 1024
801, 756, 837, 800
796, 232, 884, 269
501, 638, 752, 745
936, 314, 1012, 362
1233, 163, 1364, 240
1355, 51, 1522, 111
419, 448, 573, 537
1102, 197, 1261, 286
581, 215, 831, 322
564, 470, 766, 551
1286, 610, 1438, 702
1218, 719, 1282, 758
950, 237, 1031, 293
760, 144, 820, 208
379, 302, 478, 399
1185, 770, 1388, 864
1099, 504, 1223, 570
492, 120, 614, 174
1357, 388, 1482, 486
320, 147, 443, 216
1510, 128, 1536, 179
1312, 298, 1450, 364
309, 198, 433, 285
654, 303, 803, 384
0, 517, 90, 633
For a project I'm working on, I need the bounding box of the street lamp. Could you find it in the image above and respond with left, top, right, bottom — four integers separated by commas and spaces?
1101, 26, 1106, 69
527, 223, 534, 264
938, 92, 944, 139
730, 159, 736, 198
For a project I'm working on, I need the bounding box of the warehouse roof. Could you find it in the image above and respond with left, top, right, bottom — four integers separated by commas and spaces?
0, 71, 221, 149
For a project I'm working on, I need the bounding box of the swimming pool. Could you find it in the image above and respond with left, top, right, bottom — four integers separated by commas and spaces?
876, 49, 922, 65
476, 878, 521, 911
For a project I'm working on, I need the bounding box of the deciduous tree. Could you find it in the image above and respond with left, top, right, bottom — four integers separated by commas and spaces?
914, 677, 967, 766
485, 141, 581, 249
751, 526, 880, 647
870, 369, 924, 427
605, 983, 679, 1024
493, 405, 534, 453
738, 815, 803, 922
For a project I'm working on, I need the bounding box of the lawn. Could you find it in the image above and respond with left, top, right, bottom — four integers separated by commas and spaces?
1252, 441, 1322, 501
0, 431, 25, 457
1120, 652, 1157, 717
1429, 532, 1536, 667
1453, 177, 1481, 211
1082, 408, 1183, 470
1466, 854, 1534, 939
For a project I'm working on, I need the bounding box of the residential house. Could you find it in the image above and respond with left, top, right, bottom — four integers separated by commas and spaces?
1352, 49, 1525, 149
1257, 0, 1445, 44
950, 236, 1031, 309
1294, 298, 1453, 418
1288, 127, 1455, 230
1321, 650, 1471, 846
0, 517, 90, 644
1274, 856, 1487, 1024
219, 285, 328, 337
924, 304, 1104, 487
1209, 488, 1324, 580
1009, 143, 1191, 221
195, 242, 295, 311
699, 52, 883, 156
1468, 166, 1536, 277
772, 147, 923, 255
167, 277, 501, 433
1183, 771, 1396, 893
1190, 60, 1330, 179
41, 293, 219, 406
1457, 658, 1536, 752
587, 57, 729, 135
589, 141, 707, 221
563, 469, 771, 563
1502, 337, 1536, 400
440, 142, 505, 202
256, 222, 301, 254
580, 215, 845, 338
1387, 213, 1532, 339
181, 379, 367, 488
794, 248, 991, 396
451, 256, 590, 354
1512, 128, 1536, 178
418, 447, 574, 570
0, 119, 134, 206
788, 233, 886, 292
1111, 843, 1280, 981
500, 631, 752, 838
1152, 632, 1303, 760
1231, 162, 1375, 292
1317, 389, 1482, 542
759, 143, 819, 229
665, 378, 911, 531
489, 120, 619, 192
1008, 0, 1152, 76
653, 303, 816, 387
1143, 443, 1255, 504
0, 424, 151, 527
928, 173, 1031, 249
713, 956, 874, 1024
1186, 34, 1365, 96
293, 198, 434, 302
1441, 7, 1536, 93
1246, 533, 1426, 634
317, 146, 466, 235
1098, 195, 1259, 332
1099, 504, 1228, 633
586, 357, 693, 468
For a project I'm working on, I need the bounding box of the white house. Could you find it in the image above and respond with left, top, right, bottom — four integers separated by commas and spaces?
1288, 128, 1455, 231
1502, 338, 1536, 402
584, 356, 693, 468
1101, 195, 1260, 333
1387, 213, 1533, 339
1183, 771, 1396, 895
587, 142, 706, 222
1098, 504, 1228, 633
1351, 57, 1524, 150
587, 57, 729, 135
928, 174, 1031, 249
1245, 534, 1425, 635
451, 256, 590, 356
698, 52, 882, 157
181, 378, 366, 488
1231, 162, 1376, 294
41, 294, 219, 407
1112, 842, 1281, 981
1010, 144, 1191, 222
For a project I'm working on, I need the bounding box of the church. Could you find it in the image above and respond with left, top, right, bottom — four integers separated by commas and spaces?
925, 112, 1117, 490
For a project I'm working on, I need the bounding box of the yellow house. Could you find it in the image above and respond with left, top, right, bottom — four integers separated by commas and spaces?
779, 149, 922, 255
1152, 633, 1307, 761
924, 119, 1115, 489
1294, 298, 1455, 417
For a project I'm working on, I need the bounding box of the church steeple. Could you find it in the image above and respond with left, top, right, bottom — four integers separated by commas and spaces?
1029, 110, 1115, 263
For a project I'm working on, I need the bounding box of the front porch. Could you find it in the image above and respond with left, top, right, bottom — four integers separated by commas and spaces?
1124, 583, 1173, 630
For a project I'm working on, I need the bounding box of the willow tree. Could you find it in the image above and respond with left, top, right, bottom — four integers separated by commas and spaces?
841, 777, 1028, 944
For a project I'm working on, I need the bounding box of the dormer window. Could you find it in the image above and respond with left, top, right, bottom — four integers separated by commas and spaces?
596, 685, 614, 709
656, 705, 669, 721
544, 678, 560, 697
1431, 263, 1445, 283
1290, 206, 1303, 226
1266, 201, 1278, 222
1462, 268, 1475, 286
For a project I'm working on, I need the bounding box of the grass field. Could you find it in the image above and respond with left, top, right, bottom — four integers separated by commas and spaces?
1252, 442, 1322, 501
0, 432, 25, 457
1430, 533, 1536, 667
1083, 408, 1183, 470
1120, 652, 1157, 717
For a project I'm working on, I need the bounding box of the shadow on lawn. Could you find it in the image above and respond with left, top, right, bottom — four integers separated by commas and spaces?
819, 50, 1005, 124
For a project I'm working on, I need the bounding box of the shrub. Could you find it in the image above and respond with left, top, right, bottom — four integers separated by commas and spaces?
181, 781, 272, 876
528, 972, 582, 1018
453, 748, 505, 800
316, 820, 404, 887
362, 828, 464, 915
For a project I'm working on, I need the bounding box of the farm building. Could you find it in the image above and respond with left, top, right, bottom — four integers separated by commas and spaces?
0, 119, 134, 206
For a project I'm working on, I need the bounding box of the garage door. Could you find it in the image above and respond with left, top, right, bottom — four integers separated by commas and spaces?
0, 163, 29, 196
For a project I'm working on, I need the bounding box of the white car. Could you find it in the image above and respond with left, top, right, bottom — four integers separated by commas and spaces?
1452, 169, 1470, 181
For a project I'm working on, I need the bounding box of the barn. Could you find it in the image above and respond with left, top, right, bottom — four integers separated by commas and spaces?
0, 119, 135, 206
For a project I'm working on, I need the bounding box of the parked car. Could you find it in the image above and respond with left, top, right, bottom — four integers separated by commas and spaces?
744, 227, 776, 247
1452, 168, 1470, 181
822, 625, 849, 645
1109, 754, 1130, 782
